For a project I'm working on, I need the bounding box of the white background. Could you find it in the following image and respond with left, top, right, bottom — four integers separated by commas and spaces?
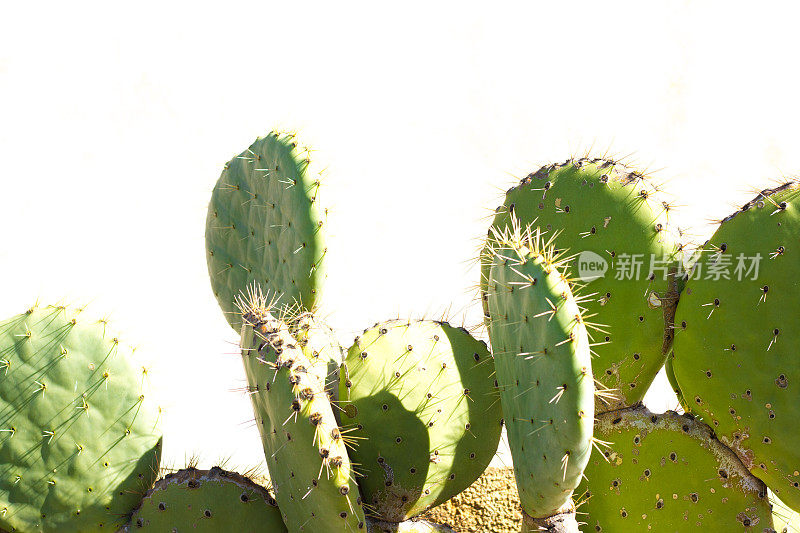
2, 2, 800, 475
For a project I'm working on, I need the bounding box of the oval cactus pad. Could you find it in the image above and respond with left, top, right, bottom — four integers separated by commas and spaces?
340, 319, 502, 522
127, 467, 286, 532
482, 158, 681, 409
0, 304, 162, 532
206, 131, 327, 331
673, 182, 800, 511
581, 406, 773, 532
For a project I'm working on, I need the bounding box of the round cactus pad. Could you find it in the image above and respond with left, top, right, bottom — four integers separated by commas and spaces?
580, 406, 773, 532
673, 181, 800, 511
340, 320, 502, 522
482, 158, 681, 409
0, 304, 162, 532
127, 467, 286, 532
206, 131, 326, 331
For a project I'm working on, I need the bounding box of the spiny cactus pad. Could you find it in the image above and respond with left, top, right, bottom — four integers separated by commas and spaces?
580, 406, 773, 532
340, 319, 502, 522
126, 466, 287, 532
0, 304, 162, 532
239, 293, 364, 531
672, 181, 800, 511
482, 158, 680, 409
206, 131, 326, 331
486, 224, 593, 524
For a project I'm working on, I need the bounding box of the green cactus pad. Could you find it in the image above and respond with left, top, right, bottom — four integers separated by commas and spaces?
340, 319, 502, 522
206, 131, 327, 331
580, 406, 773, 532
672, 181, 800, 511
486, 223, 593, 521
126, 467, 286, 532
367, 518, 456, 532
0, 304, 162, 532
482, 158, 681, 409
239, 292, 365, 532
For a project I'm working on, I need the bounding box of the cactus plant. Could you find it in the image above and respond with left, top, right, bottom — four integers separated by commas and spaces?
672, 181, 800, 511
0, 304, 162, 532
206, 131, 327, 331
482, 158, 682, 410
580, 406, 774, 531
126, 466, 287, 532
238, 288, 365, 532
485, 221, 595, 532
339, 319, 502, 522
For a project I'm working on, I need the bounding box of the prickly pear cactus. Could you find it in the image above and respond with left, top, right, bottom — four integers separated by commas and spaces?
126, 466, 286, 532
580, 406, 774, 531
0, 304, 162, 532
482, 158, 681, 409
339, 319, 502, 522
239, 289, 364, 531
206, 131, 327, 331
672, 182, 800, 511
485, 222, 593, 531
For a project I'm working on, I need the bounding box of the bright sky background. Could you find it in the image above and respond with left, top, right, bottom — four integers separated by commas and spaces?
2, 1, 800, 474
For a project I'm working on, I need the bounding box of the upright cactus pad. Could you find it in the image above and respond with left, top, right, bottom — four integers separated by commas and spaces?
340, 319, 502, 522
482, 158, 681, 409
126, 467, 287, 532
672, 181, 800, 511
239, 290, 364, 531
486, 223, 594, 528
0, 304, 162, 532
580, 406, 773, 531
206, 131, 327, 331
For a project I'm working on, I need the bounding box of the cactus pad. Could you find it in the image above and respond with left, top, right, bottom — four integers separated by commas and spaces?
239, 290, 364, 531
126, 466, 286, 532
206, 131, 326, 331
482, 158, 681, 409
486, 223, 594, 523
580, 406, 773, 531
0, 304, 162, 532
672, 181, 800, 511
340, 319, 502, 522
